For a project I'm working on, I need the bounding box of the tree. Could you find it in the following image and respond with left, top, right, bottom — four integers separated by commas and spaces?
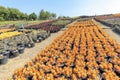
0, 17, 4, 21
45, 11, 51, 19
0, 6, 29, 20
29, 12, 37, 20
50, 13, 56, 19
8, 8, 23, 20
20, 13, 29, 20
39, 9, 57, 20
0, 5, 57, 21
58, 16, 69, 19
0, 6, 9, 20
58, 16, 64, 19
39, 9, 46, 20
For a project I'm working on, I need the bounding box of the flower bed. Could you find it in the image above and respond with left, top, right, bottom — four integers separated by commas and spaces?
9, 20, 120, 80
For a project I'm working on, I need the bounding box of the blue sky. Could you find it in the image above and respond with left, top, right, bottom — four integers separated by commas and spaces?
0, 0, 120, 17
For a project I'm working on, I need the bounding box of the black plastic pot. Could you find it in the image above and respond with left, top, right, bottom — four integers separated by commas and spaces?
0, 55, 8, 65
27, 76, 33, 80
65, 76, 72, 80
27, 42, 35, 48
113, 68, 120, 76
58, 63, 65, 68
17, 43, 25, 47
18, 47, 25, 54
41, 36, 45, 40
2, 51, 10, 58
9, 50, 19, 58
99, 68, 105, 74
38, 37, 43, 41
118, 54, 120, 58
34, 39, 40, 43
101, 73, 108, 80
70, 63, 75, 68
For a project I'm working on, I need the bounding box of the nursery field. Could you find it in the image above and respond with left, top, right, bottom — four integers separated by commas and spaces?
0, 19, 73, 65
0, 20, 46, 27
1, 0, 120, 79
0, 19, 74, 79
7, 20, 120, 80
0, 28, 65, 80
95, 15, 120, 35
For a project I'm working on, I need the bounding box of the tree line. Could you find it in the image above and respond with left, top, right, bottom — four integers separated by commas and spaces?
0, 6, 56, 21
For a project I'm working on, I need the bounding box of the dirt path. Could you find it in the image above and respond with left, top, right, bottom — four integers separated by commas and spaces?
95, 20, 120, 45
0, 28, 67, 80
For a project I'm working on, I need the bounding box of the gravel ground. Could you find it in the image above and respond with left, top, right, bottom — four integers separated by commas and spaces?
0, 29, 66, 80
95, 20, 120, 45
